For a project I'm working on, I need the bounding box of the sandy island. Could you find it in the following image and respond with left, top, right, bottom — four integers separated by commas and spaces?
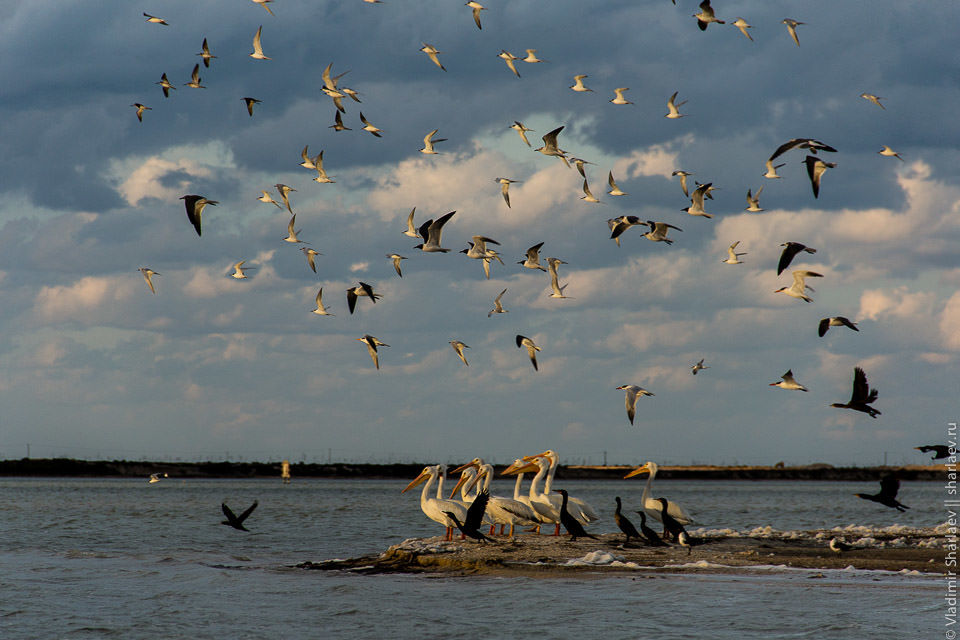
301, 526, 946, 577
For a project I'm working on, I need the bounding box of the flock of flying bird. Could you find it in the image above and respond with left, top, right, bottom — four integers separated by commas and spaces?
130, 1, 933, 544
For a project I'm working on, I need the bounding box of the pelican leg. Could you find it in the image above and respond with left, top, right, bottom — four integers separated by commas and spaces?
499, 524, 506, 535
489, 524, 496, 535
553, 523, 561, 536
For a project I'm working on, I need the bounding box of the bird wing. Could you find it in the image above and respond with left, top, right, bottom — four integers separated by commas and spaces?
237, 500, 259, 523
777, 243, 802, 275
221, 503, 237, 522
818, 318, 830, 337
878, 474, 900, 500
465, 490, 490, 530
851, 367, 869, 403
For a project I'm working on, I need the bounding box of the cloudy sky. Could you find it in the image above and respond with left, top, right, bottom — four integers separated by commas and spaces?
1, 0, 957, 466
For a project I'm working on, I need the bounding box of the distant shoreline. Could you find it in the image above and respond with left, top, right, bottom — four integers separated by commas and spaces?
0, 458, 946, 481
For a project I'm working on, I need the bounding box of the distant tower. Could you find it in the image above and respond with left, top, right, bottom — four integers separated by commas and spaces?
281, 459, 291, 484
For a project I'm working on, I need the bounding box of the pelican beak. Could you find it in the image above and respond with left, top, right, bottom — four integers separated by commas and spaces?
451, 460, 477, 473
624, 463, 651, 479
465, 469, 485, 493
401, 468, 430, 493
448, 472, 469, 499
502, 460, 538, 475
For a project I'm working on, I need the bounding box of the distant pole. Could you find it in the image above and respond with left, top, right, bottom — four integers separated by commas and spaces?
883, 451, 888, 466
603, 451, 607, 466
26, 443, 30, 459
328, 448, 332, 463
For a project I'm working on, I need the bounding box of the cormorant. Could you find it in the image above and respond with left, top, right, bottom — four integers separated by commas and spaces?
635, 511, 668, 547
555, 489, 599, 541
443, 489, 495, 543
221, 501, 258, 531
614, 496, 643, 544
855, 474, 909, 512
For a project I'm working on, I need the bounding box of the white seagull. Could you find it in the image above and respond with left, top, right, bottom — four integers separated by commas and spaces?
414, 211, 456, 253
402, 207, 419, 238
522, 49, 546, 63
139, 267, 159, 294
312, 151, 335, 183
722, 240, 746, 264
775, 270, 823, 303
610, 87, 633, 105
745, 186, 764, 212
782, 18, 804, 46
570, 75, 592, 92
518, 242, 547, 271
143, 13, 168, 25
257, 190, 281, 208
360, 113, 383, 137
301, 247, 321, 273
185, 64, 205, 89
488, 288, 508, 317
860, 93, 885, 109
510, 121, 534, 147
607, 171, 628, 196
769, 369, 808, 392
731, 17, 753, 40
450, 340, 470, 366
642, 221, 682, 244
534, 126, 566, 160
420, 43, 446, 71
230, 260, 253, 279
498, 50, 521, 78
683, 183, 713, 218
249, 26, 271, 60
546, 257, 570, 299
357, 335, 389, 370
672, 170, 693, 197
879, 145, 904, 161
763, 159, 786, 179
156, 73, 175, 97
387, 253, 407, 277
466, 1, 485, 29
311, 288, 334, 316
282, 214, 307, 244
131, 103, 151, 122
579, 179, 601, 204
495, 178, 520, 208
693, 0, 724, 30
516, 335, 541, 371
691, 359, 709, 375
275, 183, 295, 214
665, 91, 687, 118
346, 282, 381, 314
818, 316, 859, 337
616, 385, 655, 425
420, 129, 446, 154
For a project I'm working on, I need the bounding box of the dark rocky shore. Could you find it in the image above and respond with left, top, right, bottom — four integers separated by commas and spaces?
0, 458, 945, 480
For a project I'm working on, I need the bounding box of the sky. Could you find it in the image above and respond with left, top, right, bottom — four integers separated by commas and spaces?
0, 0, 958, 466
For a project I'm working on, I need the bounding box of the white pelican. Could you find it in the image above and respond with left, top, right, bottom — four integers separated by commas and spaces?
775, 270, 823, 303
624, 462, 697, 526
528, 450, 600, 527
402, 465, 469, 541
514, 455, 560, 532
502, 458, 553, 532
457, 460, 539, 536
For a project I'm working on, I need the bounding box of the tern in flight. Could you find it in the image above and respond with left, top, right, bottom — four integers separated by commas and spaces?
131, 103, 151, 122
275, 184, 295, 214
522, 49, 546, 63
683, 183, 713, 218
616, 385, 655, 425
546, 257, 570, 299
298, 146, 315, 170
610, 87, 633, 105
691, 359, 709, 375
722, 240, 746, 264
819, 316, 859, 337
420, 129, 447, 154
450, 340, 470, 366
143, 13, 168, 25
580, 179, 601, 204
642, 221, 682, 244
570, 75, 592, 92
488, 288, 508, 317
301, 247, 321, 273
745, 186, 764, 211
518, 242, 547, 271
257, 190, 281, 208
360, 113, 383, 137
185, 64, 205, 89
230, 261, 254, 279
249, 26, 270, 60
665, 91, 687, 118
242, 97, 261, 116
775, 270, 823, 303
312, 151, 334, 183
878, 145, 904, 161
221, 501, 258, 531
860, 93, 885, 109
498, 50, 521, 77
763, 159, 786, 179
329, 111, 351, 132
414, 211, 456, 253
769, 370, 808, 392
311, 288, 333, 316
496, 178, 520, 207
777, 242, 816, 275
197, 38, 216, 67
466, 1, 485, 29
693, 0, 724, 30
419, 43, 446, 71
357, 335, 389, 370
608, 216, 644, 246
346, 282, 381, 314
769, 138, 837, 162
607, 172, 627, 196
387, 254, 407, 277
803, 155, 836, 198
156, 73, 175, 97
282, 214, 307, 244
179, 195, 217, 237
782, 18, 804, 46
251, 0, 275, 16
516, 335, 541, 371
831, 367, 881, 418
510, 121, 534, 146
402, 208, 420, 238
535, 126, 566, 160
672, 170, 693, 197
731, 17, 753, 40
139, 268, 159, 294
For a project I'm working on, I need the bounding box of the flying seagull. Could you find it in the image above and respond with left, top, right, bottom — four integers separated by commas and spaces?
420, 129, 447, 154
466, 1, 485, 29
414, 211, 456, 253
831, 367, 881, 418
607, 171, 627, 196
249, 25, 271, 60
143, 13, 168, 25
642, 221, 682, 244
769, 138, 837, 162
665, 91, 687, 118
693, 0, 724, 30
516, 335, 541, 371
282, 214, 307, 244
763, 159, 786, 179
535, 126, 566, 160
360, 113, 383, 137
510, 121, 534, 147
777, 242, 816, 275
230, 260, 253, 279
274, 183, 295, 214
774, 270, 823, 303
402, 207, 419, 238
156, 73, 175, 97
878, 145, 904, 161
221, 501, 258, 531
722, 240, 746, 264
818, 316, 859, 337
731, 17, 753, 40
518, 242, 547, 271
616, 385, 654, 425
357, 335, 389, 370
131, 103, 151, 122
610, 87, 633, 105
522, 49, 546, 63
197, 38, 216, 68
769, 369, 808, 392
311, 288, 334, 316
745, 186, 764, 211
498, 50, 521, 77
419, 43, 446, 71
672, 170, 693, 197
257, 191, 281, 208
691, 359, 709, 375
570, 75, 592, 92
301, 247, 321, 273
139, 267, 160, 294
251, 0, 275, 16
782, 18, 804, 46
450, 340, 470, 366
346, 282, 381, 314
185, 64, 206, 89
242, 97, 261, 116
386, 253, 406, 277
488, 288, 508, 317
495, 178, 520, 207
683, 183, 713, 218
546, 257, 570, 298
860, 93, 885, 109
580, 179, 601, 204
179, 195, 217, 237
608, 216, 644, 246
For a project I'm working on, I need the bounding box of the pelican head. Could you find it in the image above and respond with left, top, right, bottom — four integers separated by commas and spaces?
448, 467, 477, 499
451, 457, 483, 473
401, 466, 433, 493
501, 459, 538, 475
624, 461, 653, 479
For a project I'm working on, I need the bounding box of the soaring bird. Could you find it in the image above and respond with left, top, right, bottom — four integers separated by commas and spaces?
311, 288, 333, 316
535, 126, 566, 159
522, 49, 546, 63
819, 316, 859, 337
488, 288, 508, 317
249, 25, 271, 60
731, 17, 753, 40
672, 170, 693, 197
609, 216, 644, 245
510, 121, 534, 147
614, 497, 643, 544
402, 207, 420, 238
256, 191, 281, 208
274, 183, 296, 214
185, 64, 205, 89
607, 172, 628, 196
579, 179, 600, 204
569, 75, 592, 92
312, 150, 335, 183
763, 159, 786, 179
691, 359, 709, 375
555, 489, 599, 541
221, 501, 258, 531
179, 195, 217, 237
782, 18, 805, 46
516, 335, 541, 371
449, 340, 470, 366
546, 257, 569, 299
386, 253, 406, 277
197, 38, 216, 67
777, 242, 817, 275
155, 73, 175, 97
466, 1, 485, 29
282, 214, 307, 244
855, 474, 908, 511
831, 367, 881, 418
769, 138, 837, 162
642, 221, 682, 244
357, 335, 389, 369
360, 113, 383, 137
143, 13, 168, 25
860, 93, 885, 109
879, 145, 904, 161
722, 240, 746, 264
693, 0, 724, 30
419, 43, 446, 71
683, 183, 713, 218
230, 260, 253, 279
616, 385, 654, 425
769, 369, 808, 392
329, 110, 351, 132
301, 247, 321, 273
498, 50, 521, 77
774, 270, 823, 303
610, 87, 633, 105
346, 282, 381, 314
251, 0, 275, 16
495, 178, 520, 207
138, 267, 160, 294
242, 97, 261, 116
915, 445, 951, 460
745, 186, 764, 212
518, 242, 547, 271
665, 91, 687, 118
444, 489, 495, 543
414, 211, 456, 253
803, 155, 836, 198
130, 103, 151, 122
420, 129, 447, 154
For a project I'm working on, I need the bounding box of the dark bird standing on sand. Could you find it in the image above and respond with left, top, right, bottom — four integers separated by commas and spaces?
614, 496, 643, 544
657, 497, 688, 542
221, 501, 258, 531
443, 489, 495, 543
916, 445, 951, 460
556, 489, 599, 541
636, 511, 668, 546
830, 366, 880, 418
855, 474, 909, 512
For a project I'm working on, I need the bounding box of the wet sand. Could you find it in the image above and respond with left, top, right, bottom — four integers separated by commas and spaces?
302, 528, 945, 576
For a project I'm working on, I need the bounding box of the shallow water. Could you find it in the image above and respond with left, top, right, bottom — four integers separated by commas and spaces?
0, 477, 945, 638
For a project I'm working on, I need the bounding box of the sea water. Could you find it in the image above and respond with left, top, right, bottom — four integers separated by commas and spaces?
0, 477, 944, 638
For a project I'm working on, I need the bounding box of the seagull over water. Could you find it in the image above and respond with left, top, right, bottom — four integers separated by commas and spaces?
249, 25, 271, 60
616, 385, 655, 425
179, 195, 218, 237
139, 267, 160, 294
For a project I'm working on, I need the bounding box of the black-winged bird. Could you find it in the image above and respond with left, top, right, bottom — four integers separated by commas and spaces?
444, 489, 495, 542
830, 366, 880, 418
636, 511, 668, 547
555, 489, 598, 541
916, 445, 951, 460
614, 496, 642, 543
657, 497, 687, 542
180, 195, 218, 237
221, 500, 258, 531
855, 475, 909, 512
